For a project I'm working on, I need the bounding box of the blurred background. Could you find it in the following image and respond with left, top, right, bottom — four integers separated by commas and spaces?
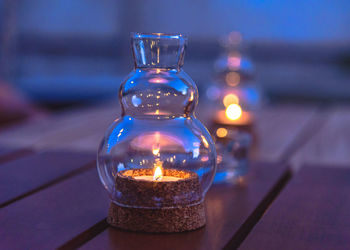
1, 0, 350, 126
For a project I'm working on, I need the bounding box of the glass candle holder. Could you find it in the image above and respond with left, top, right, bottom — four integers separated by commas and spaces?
207, 31, 262, 132
97, 33, 217, 233
206, 32, 260, 183
213, 127, 252, 184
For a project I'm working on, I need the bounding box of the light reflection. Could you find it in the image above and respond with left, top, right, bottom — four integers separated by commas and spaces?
225, 72, 240, 86
193, 148, 199, 158
217, 155, 223, 164
152, 144, 160, 156
227, 54, 241, 70
223, 93, 239, 107
216, 127, 228, 138
201, 156, 209, 162
130, 132, 185, 152
189, 91, 194, 101
201, 135, 209, 148
149, 77, 168, 84
132, 95, 142, 107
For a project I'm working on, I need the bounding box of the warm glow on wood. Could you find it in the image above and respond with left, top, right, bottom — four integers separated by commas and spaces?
225, 104, 242, 120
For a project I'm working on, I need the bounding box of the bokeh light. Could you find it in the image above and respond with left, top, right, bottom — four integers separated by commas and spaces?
223, 93, 239, 107
216, 127, 228, 138
225, 72, 240, 86
225, 104, 242, 120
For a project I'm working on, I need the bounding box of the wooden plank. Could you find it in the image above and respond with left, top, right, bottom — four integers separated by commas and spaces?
0, 151, 95, 207
78, 162, 289, 250
0, 103, 316, 162
252, 105, 317, 163
0, 169, 109, 249
0, 101, 117, 150
240, 166, 350, 250
291, 106, 350, 167
0, 148, 15, 157
0, 147, 33, 164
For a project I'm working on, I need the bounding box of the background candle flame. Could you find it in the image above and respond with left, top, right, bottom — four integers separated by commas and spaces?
225, 103, 242, 120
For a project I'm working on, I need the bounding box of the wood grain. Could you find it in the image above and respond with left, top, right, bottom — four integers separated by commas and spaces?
252, 105, 317, 163
0, 102, 317, 163
0, 151, 95, 207
0, 101, 118, 151
0, 147, 16, 157
79, 162, 288, 250
291, 106, 350, 167
0, 147, 33, 164
240, 166, 350, 250
0, 168, 109, 249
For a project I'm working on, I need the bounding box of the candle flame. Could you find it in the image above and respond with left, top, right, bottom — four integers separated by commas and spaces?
153, 160, 163, 181
225, 104, 242, 120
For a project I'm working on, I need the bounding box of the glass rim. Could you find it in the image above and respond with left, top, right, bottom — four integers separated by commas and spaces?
131, 32, 187, 40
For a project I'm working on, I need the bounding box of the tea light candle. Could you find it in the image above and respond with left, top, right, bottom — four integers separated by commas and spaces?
107, 165, 205, 232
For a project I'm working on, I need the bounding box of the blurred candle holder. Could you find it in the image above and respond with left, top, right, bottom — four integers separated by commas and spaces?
97, 33, 216, 233
211, 115, 252, 184
207, 31, 262, 122
207, 31, 261, 183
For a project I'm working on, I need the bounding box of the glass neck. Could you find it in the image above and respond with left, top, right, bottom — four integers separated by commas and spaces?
131, 33, 187, 70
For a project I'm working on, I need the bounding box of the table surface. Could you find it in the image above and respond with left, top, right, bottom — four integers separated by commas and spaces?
0, 101, 349, 250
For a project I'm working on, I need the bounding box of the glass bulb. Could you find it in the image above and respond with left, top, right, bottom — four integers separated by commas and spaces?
97, 33, 217, 209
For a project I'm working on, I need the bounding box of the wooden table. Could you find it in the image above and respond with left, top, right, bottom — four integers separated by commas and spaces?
0, 101, 349, 249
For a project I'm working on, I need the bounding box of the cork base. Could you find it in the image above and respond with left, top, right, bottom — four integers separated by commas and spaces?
107, 202, 206, 233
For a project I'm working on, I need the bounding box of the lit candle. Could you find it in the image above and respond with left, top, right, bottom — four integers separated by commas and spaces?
115, 167, 201, 212
109, 131, 204, 233
133, 159, 182, 182
215, 104, 253, 126
110, 166, 203, 232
